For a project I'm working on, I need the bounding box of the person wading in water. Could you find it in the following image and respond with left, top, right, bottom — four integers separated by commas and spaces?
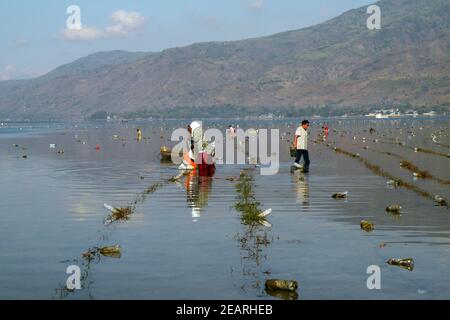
293, 120, 310, 173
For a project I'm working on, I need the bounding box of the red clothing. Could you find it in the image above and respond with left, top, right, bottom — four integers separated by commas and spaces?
197, 152, 216, 177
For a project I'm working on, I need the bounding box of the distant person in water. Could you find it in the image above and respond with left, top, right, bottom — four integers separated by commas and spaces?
228, 125, 236, 138
293, 120, 310, 172
136, 128, 142, 141
324, 124, 329, 138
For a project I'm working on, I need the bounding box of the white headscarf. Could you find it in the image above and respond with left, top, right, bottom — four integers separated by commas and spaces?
190, 121, 201, 131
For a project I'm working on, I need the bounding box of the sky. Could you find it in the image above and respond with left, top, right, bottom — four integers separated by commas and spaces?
0, 0, 375, 80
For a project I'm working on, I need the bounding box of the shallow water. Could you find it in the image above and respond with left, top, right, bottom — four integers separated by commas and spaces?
0, 117, 449, 299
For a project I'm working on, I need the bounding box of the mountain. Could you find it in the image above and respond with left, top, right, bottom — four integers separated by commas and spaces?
44, 50, 153, 79
0, 0, 449, 120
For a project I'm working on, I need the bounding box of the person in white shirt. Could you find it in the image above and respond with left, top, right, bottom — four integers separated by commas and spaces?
227, 125, 236, 138
293, 120, 310, 172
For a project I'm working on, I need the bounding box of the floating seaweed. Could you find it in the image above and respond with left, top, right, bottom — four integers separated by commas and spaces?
233, 168, 276, 297
317, 141, 449, 209
386, 205, 402, 213
235, 170, 271, 226
265, 279, 298, 292
99, 245, 121, 258
387, 179, 401, 187
434, 195, 448, 206
145, 182, 164, 194
160, 146, 172, 162
386, 258, 414, 271
82, 245, 122, 260
400, 160, 431, 179
104, 204, 135, 225
375, 138, 450, 158
415, 147, 450, 159
167, 173, 184, 183
81, 249, 97, 261
435, 142, 450, 149
61, 249, 112, 297
360, 220, 374, 232
256, 235, 271, 245
332, 192, 348, 199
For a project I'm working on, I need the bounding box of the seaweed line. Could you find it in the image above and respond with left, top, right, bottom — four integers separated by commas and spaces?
314, 140, 449, 209
364, 148, 450, 186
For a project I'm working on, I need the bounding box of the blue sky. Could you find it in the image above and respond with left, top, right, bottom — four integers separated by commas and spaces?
0, 0, 375, 80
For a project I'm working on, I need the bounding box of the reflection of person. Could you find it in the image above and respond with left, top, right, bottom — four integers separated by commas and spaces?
293, 120, 310, 172
293, 172, 309, 206
185, 171, 213, 219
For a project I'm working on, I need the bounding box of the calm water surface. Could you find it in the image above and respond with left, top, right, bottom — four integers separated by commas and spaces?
0, 118, 449, 299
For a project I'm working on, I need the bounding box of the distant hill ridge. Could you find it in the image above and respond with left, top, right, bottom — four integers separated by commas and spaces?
0, 0, 449, 120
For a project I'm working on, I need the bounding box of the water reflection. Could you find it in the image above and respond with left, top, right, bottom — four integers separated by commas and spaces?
234, 225, 272, 296
185, 172, 214, 219
55, 258, 95, 300
2, 118, 450, 299
293, 171, 310, 208
233, 168, 281, 298
55, 245, 123, 300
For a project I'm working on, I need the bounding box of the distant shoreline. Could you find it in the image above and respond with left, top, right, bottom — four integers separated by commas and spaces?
1, 114, 449, 125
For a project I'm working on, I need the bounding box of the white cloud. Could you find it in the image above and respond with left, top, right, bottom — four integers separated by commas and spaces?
105, 10, 147, 37
248, 0, 265, 11
109, 10, 147, 30
0, 65, 39, 81
104, 24, 127, 37
59, 10, 147, 41
60, 26, 105, 41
